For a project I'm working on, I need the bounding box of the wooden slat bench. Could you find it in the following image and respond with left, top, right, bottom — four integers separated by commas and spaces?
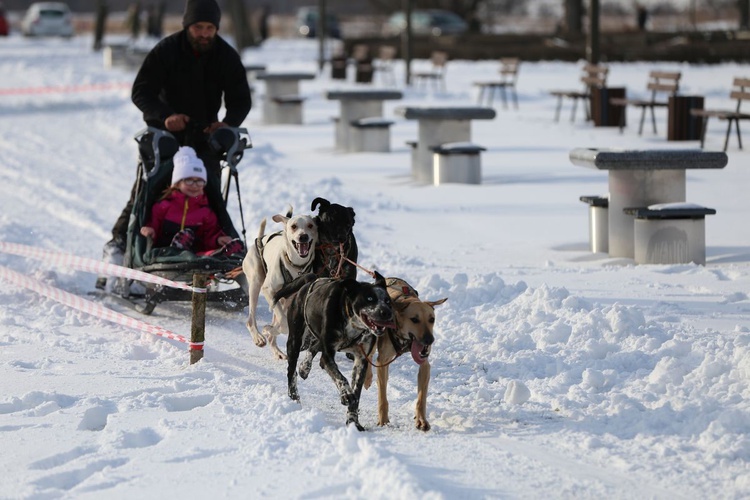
473, 57, 520, 109
691, 77, 750, 151
610, 70, 681, 135
413, 51, 449, 93
550, 64, 608, 122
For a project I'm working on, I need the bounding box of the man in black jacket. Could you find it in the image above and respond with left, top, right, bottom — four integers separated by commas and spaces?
98, 0, 252, 288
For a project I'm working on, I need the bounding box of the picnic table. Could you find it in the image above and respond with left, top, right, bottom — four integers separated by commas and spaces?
395, 106, 496, 183
326, 89, 403, 151
569, 148, 727, 259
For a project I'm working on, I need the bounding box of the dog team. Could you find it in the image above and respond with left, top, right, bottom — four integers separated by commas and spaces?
242, 197, 447, 431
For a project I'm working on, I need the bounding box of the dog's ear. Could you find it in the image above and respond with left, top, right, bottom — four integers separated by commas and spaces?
425, 297, 448, 307
372, 271, 386, 287
285, 205, 293, 218
311, 197, 330, 212
272, 213, 289, 225
348, 207, 356, 222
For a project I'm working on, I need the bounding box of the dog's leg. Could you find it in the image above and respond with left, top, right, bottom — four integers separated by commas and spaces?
376, 362, 391, 427
298, 349, 317, 380
262, 324, 287, 360
245, 275, 268, 349
319, 347, 355, 408
347, 353, 369, 431
415, 360, 431, 431
285, 312, 304, 403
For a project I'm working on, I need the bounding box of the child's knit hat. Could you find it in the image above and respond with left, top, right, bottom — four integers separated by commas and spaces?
171, 146, 207, 185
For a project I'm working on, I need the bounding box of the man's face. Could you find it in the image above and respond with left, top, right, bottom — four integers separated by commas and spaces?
187, 22, 217, 53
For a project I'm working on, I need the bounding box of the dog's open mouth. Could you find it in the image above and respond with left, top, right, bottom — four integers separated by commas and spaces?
361, 314, 396, 337
410, 339, 431, 365
293, 240, 311, 258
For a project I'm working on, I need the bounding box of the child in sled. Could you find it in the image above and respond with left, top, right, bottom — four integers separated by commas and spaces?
140, 146, 242, 257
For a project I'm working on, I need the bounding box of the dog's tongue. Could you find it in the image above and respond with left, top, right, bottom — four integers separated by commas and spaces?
411, 340, 426, 365
298, 241, 310, 257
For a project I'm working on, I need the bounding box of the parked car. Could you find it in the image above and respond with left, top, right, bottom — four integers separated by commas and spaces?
0, 3, 9, 36
296, 7, 340, 39
21, 2, 74, 37
383, 9, 468, 37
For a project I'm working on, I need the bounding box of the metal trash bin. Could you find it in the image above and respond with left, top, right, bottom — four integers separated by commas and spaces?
579, 195, 609, 253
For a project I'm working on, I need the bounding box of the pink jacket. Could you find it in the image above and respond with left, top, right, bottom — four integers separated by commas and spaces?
145, 190, 226, 252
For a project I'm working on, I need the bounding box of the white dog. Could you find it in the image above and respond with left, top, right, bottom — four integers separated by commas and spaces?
243, 210, 318, 360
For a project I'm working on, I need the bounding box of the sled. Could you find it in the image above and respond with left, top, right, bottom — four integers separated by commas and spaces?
111, 124, 252, 315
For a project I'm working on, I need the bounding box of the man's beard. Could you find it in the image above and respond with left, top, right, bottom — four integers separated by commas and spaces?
187, 32, 216, 53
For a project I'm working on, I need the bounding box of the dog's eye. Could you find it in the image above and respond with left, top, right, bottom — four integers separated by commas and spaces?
291, 224, 297, 230
410, 317, 420, 324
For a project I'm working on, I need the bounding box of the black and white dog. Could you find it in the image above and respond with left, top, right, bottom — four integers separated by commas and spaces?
311, 197, 358, 279
274, 271, 395, 431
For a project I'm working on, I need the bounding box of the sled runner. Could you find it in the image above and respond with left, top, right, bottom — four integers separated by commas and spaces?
109, 124, 252, 315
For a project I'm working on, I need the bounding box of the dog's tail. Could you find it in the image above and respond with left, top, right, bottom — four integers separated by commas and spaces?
257, 218, 267, 241
272, 272, 317, 306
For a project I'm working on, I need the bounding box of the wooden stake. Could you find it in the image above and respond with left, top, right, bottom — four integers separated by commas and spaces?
189, 273, 208, 364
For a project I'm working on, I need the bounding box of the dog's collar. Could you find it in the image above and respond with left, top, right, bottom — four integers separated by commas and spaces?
282, 252, 314, 278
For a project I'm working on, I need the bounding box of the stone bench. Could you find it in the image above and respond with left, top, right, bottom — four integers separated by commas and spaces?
431, 142, 486, 185
569, 148, 727, 258
395, 106, 496, 183
257, 72, 316, 125
326, 90, 403, 152
103, 44, 149, 70
623, 203, 716, 265
349, 118, 394, 153
579, 195, 609, 253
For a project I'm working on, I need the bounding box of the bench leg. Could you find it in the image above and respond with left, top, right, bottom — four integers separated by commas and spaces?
584, 97, 591, 121
571, 97, 578, 122
618, 105, 625, 134
500, 86, 508, 109
554, 96, 563, 122
511, 86, 518, 110
638, 106, 647, 135
699, 116, 709, 148
735, 119, 743, 150
476, 86, 484, 105
724, 119, 733, 151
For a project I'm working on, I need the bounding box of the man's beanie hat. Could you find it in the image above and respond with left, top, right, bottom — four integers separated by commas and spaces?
183, 0, 221, 29
172, 146, 208, 185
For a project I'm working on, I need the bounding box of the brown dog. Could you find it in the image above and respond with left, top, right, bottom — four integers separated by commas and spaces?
364, 278, 447, 431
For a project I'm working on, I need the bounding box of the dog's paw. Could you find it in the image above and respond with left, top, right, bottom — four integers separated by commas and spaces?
415, 416, 431, 432
377, 416, 390, 427
346, 415, 365, 432
273, 350, 288, 361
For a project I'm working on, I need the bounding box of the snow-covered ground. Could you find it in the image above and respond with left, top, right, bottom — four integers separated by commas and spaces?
0, 34, 749, 499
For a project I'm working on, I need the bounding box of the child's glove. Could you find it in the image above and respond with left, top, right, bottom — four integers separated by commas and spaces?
209, 238, 244, 257
171, 228, 195, 250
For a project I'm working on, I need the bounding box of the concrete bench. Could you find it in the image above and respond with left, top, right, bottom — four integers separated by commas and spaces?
103, 44, 149, 70
579, 195, 609, 253
326, 89, 403, 152
569, 148, 727, 259
623, 203, 716, 265
431, 142, 485, 185
349, 118, 394, 153
395, 106, 496, 183
257, 72, 316, 125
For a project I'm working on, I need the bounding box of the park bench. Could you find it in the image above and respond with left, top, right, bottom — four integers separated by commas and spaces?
610, 70, 681, 135
691, 77, 750, 151
473, 57, 520, 109
623, 203, 716, 265
257, 72, 315, 125
413, 51, 449, 92
550, 64, 609, 123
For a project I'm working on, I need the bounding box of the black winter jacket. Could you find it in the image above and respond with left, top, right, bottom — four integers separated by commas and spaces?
131, 30, 251, 133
